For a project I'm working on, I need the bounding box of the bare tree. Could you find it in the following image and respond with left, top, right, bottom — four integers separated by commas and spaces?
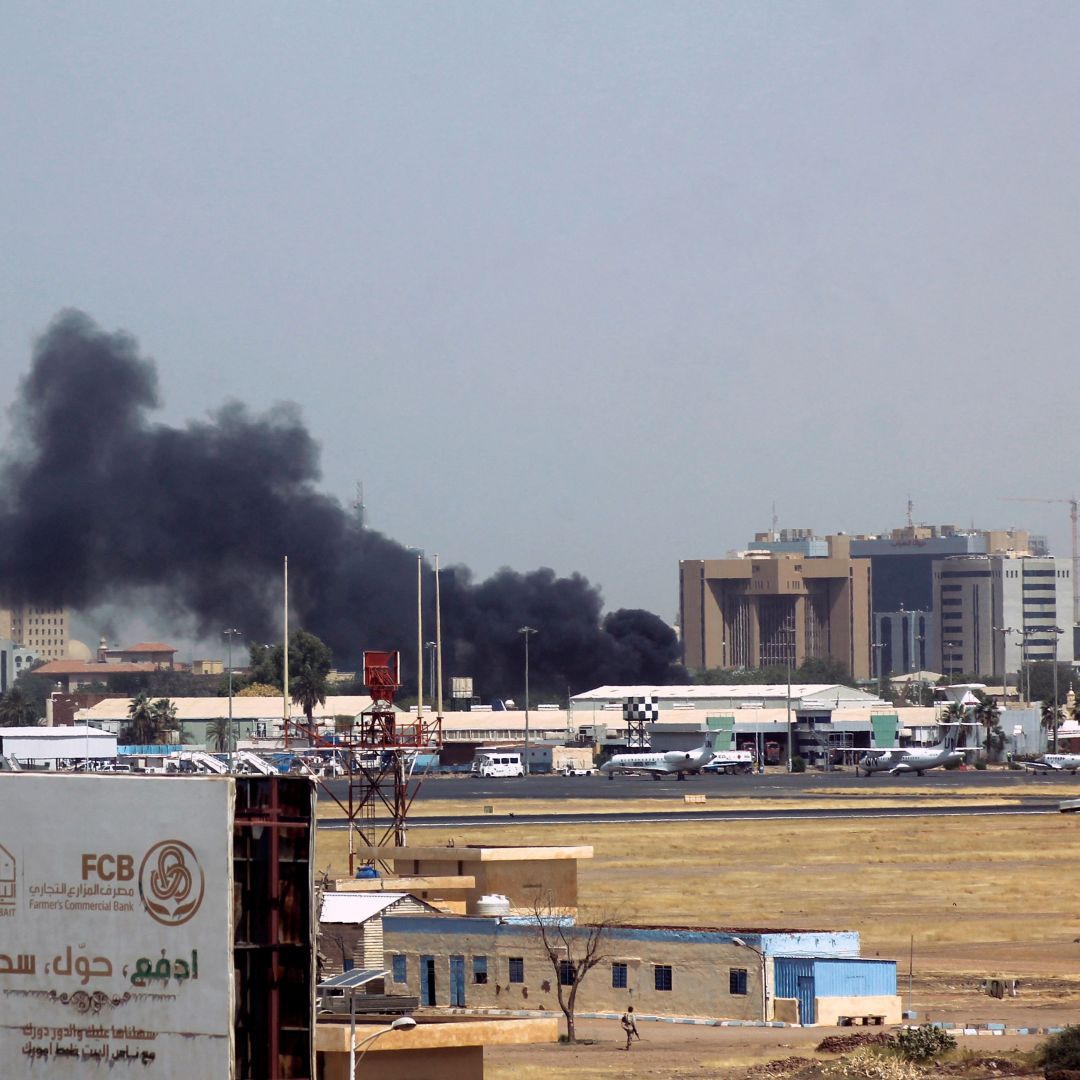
531, 893, 617, 1043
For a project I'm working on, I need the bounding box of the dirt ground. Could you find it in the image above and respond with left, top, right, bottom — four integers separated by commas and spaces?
316, 789, 1080, 1078
484, 1016, 1057, 1080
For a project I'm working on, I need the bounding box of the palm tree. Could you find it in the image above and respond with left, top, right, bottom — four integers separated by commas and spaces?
0, 687, 38, 727
123, 691, 158, 745
973, 697, 1001, 761
207, 718, 231, 753
151, 698, 178, 743
1041, 701, 1063, 753
288, 629, 332, 727
940, 701, 968, 747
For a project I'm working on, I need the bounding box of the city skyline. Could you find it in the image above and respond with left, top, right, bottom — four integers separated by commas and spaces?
3, 4, 1080, 639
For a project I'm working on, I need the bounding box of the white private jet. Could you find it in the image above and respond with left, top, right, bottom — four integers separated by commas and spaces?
599, 732, 720, 781
1018, 753, 1080, 775
857, 740, 965, 777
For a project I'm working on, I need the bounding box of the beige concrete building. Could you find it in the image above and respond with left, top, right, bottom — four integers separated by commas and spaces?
0, 602, 70, 662
680, 540, 872, 679
103, 641, 177, 667
317, 1015, 558, 1080
932, 553, 1073, 678
336, 845, 593, 915
382, 918, 900, 1026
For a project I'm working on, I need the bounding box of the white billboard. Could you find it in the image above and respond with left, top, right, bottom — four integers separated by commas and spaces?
0, 774, 234, 1077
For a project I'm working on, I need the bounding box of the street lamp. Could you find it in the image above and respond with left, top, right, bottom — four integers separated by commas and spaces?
518, 626, 537, 775
1051, 627, 1065, 752
223, 629, 242, 771
782, 618, 795, 773
942, 641, 962, 683
351, 1014, 417, 1075
993, 626, 1015, 704
425, 642, 436, 711
1014, 628, 1041, 706
871, 641, 886, 689
915, 634, 926, 704
731, 937, 768, 1021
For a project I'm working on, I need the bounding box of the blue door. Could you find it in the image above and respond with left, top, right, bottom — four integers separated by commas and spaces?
421, 956, 436, 1006
450, 955, 466, 1007
796, 975, 816, 1025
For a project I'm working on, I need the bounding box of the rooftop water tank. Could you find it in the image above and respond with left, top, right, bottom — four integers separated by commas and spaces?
475, 894, 511, 917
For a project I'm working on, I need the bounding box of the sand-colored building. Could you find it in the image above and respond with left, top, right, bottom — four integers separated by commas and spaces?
383, 918, 900, 1026
333, 845, 593, 915
317, 1015, 558, 1080
680, 541, 872, 679
0, 602, 69, 662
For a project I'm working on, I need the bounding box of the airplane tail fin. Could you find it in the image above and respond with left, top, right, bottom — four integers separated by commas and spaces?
700, 730, 720, 763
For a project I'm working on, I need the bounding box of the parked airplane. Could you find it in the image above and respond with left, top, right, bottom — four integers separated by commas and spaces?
857, 740, 965, 776
1018, 753, 1080, 774
599, 732, 721, 780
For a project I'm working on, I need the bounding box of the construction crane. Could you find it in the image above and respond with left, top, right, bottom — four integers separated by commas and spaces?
1001, 496, 1079, 625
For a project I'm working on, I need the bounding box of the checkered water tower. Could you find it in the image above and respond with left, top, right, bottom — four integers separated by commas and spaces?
622, 695, 657, 750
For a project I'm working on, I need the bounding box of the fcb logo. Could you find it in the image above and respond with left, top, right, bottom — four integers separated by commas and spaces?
138, 840, 205, 926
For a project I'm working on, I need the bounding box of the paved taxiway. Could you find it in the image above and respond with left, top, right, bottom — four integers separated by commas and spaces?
322, 765, 1077, 802
318, 767, 1074, 829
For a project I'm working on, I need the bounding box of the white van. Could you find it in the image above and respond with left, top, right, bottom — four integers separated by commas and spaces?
471, 752, 525, 778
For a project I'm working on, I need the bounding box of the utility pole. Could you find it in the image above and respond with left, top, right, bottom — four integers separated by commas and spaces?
224, 628, 241, 770
1052, 627, 1065, 752
519, 626, 537, 775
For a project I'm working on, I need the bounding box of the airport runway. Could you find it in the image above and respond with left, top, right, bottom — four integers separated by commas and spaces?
319, 801, 1061, 830
320, 766, 1079, 803
317, 767, 1073, 829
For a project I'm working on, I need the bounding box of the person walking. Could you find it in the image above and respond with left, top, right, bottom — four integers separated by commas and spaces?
621, 1005, 639, 1050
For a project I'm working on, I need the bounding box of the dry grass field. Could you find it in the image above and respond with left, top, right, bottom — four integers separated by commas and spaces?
316, 799, 1080, 1078
317, 807, 1080, 1000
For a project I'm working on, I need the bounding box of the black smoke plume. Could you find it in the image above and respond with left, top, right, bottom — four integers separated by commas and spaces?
0, 311, 686, 698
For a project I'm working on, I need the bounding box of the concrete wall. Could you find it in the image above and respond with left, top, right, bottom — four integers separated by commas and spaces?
773, 998, 799, 1024
815, 995, 903, 1026
385, 918, 767, 1021
392, 856, 580, 914
317, 1017, 558, 1080
323, 1045, 482, 1080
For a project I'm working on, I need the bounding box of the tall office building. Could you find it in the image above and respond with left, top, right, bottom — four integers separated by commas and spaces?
873, 609, 933, 677
0, 603, 70, 662
680, 538, 872, 679
932, 554, 1072, 678
750, 525, 1036, 677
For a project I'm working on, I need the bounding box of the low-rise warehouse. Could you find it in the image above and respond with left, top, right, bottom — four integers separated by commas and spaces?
382, 917, 901, 1026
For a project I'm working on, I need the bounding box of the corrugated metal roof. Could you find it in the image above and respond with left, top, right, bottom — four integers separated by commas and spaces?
572, 684, 884, 703
320, 892, 416, 924
75, 695, 383, 722
0, 725, 115, 739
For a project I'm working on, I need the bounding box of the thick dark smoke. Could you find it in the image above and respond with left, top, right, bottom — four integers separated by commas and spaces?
0, 311, 686, 698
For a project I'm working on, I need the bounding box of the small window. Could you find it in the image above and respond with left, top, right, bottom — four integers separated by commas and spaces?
654, 965, 673, 992
558, 960, 575, 986
343, 957, 354, 972
508, 957, 524, 984
473, 956, 488, 984
611, 962, 628, 989
729, 967, 748, 995
392, 955, 407, 983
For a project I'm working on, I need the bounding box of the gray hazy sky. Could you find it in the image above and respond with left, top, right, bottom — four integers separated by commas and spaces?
4, 3, 1080, 630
